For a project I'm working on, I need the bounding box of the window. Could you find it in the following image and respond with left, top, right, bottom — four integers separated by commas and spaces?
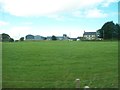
92, 35, 95, 37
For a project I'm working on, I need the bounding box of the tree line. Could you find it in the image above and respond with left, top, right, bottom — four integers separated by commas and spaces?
0, 33, 24, 42
1, 21, 120, 42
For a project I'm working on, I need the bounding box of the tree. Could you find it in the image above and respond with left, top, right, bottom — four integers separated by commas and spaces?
97, 21, 119, 40
20, 37, 24, 41
0, 34, 2, 42
51, 35, 57, 40
15, 40, 19, 42
115, 24, 120, 39
2, 33, 11, 42
101, 21, 116, 39
63, 34, 67, 37
97, 29, 103, 38
9, 38, 14, 42
43, 37, 47, 40
1, 33, 15, 42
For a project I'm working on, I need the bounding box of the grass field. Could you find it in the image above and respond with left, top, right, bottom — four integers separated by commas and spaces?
2, 41, 118, 88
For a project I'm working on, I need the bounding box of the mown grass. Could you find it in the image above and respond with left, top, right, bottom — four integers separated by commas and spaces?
2, 41, 118, 88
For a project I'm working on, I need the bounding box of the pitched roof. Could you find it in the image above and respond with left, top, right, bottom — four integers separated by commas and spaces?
56, 36, 63, 38
83, 32, 96, 35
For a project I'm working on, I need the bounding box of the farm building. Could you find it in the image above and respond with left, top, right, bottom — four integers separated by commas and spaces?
56, 36, 69, 40
56, 34, 69, 40
63, 34, 69, 40
83, 31, 97, 40
68, 38, 77, 41
46, 36, 52, 40
26, 34, 34, 40
47, 34, 69, 40
47, 36, 64, 40
34, 35, 45, 40
25, 34, 69, 41
26, 35, 45, 40
56, 36, 64, 40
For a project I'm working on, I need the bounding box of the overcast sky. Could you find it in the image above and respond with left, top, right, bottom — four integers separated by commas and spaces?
0, 0, 119, 40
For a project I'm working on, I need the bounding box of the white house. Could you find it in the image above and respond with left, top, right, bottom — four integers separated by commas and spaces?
83, 31, 97, 40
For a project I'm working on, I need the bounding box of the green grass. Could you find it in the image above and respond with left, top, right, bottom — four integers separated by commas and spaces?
2, 41, 118, 88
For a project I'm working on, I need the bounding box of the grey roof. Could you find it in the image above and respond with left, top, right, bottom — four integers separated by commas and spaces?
56, 36, 64, 38
83, 32, 96, 35
26, 34, 34, 36
47, 36, 63, 38
47, 36, 52, 38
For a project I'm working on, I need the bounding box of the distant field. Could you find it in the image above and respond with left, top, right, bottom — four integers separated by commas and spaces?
2, 41, 118, 88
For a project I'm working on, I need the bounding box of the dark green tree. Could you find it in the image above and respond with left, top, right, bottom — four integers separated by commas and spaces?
15, 40, 19, 42
20, 37, 24, 41
101, 21, 115, 39
44, 37, 47, 40
9, 38, 14, 42
115, 24, 120, 39
97, 29, 103, 38
97, 21, 119, 40
2, 33, 11, 42
51, 35, 57, 40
